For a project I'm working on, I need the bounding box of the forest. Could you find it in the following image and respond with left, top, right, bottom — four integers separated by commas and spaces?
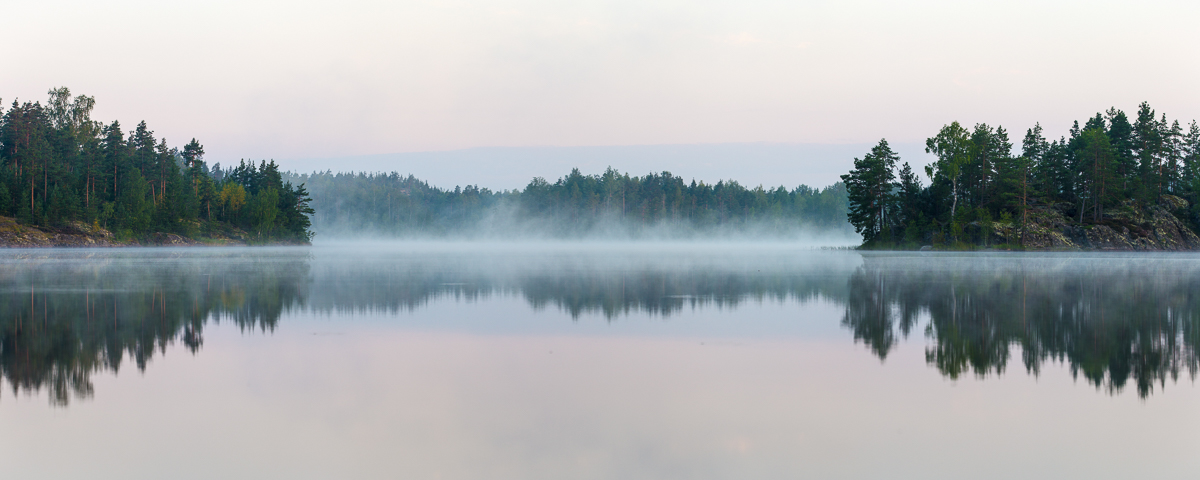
842, 103, 1200, 248
286, 167, 850, 238
0, 88, 313, 244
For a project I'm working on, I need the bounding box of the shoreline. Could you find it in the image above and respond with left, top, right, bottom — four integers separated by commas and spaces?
0, 216, 308, 248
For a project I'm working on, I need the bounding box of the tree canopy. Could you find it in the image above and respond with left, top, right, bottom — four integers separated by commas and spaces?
843, 103, 1200, 247
287, 167, 850, 238
0, 88, 312, 243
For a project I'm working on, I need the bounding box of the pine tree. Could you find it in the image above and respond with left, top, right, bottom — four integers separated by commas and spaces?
1183, 121, 1200, 227
1022, 124, 1048, 201
1105, 108, 1136, 196
1078, 127, 1116, 222
0, 88, 312, 241
841, 139, 899, 244
1133, 102, 1161, 201
896, 162, 923, 241
1164, 120, 1184, 195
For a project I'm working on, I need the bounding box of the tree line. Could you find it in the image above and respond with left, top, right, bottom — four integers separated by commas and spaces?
842, 103, 1200, 247
286, 167, 850, 237
0, 88, 313, 243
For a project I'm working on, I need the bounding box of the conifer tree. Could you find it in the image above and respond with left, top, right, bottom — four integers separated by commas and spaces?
1105, 108, 1136, 195
895, 162, 923, 240
1133, 102, 1161, 201
1078, 127, 1116, 222
842, 139, 899, 244
0, 88, 313, 242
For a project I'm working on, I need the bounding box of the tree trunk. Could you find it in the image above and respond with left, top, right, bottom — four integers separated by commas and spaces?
951, 178, 958, 218
1093, 156, 1098, 222
1078, 195, 1087, 224
1020, 162, 1028, 246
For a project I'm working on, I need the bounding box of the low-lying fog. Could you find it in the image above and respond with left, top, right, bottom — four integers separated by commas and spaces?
3, 246, 1198, 480
304, 213, 863, 244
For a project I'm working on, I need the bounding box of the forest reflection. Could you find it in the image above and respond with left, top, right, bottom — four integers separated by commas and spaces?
844, 254, 1200, 398
0, 250, 310, 406
1, 250, 1197, 405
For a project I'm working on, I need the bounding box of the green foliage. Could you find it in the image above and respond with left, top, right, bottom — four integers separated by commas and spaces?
0, 88, 313, 243
847, 103, 1200, 248
6, 252, 1193, 404
286, 167, 850, 237
0, 253, 309, 405
841, 139, 898, 244
842, 255, 1200, 397
925, 121, 973, 220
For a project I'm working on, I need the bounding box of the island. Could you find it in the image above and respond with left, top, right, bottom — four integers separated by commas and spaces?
842, 103, 1200, 250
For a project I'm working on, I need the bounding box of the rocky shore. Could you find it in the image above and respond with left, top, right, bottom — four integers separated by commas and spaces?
985, 195, 1200, 251
0, 216, 251, 248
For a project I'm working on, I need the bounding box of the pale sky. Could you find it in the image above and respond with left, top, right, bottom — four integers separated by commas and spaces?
3, 0, 1198, 187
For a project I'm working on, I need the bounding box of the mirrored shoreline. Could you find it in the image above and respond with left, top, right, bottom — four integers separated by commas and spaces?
1, 247, 1197, 405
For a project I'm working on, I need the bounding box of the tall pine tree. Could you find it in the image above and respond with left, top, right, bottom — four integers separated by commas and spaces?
842, 139, 899, 244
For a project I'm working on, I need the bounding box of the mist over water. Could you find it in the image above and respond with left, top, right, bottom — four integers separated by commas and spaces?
2, 244, 1197, 401
286, 168, 856, 242
2, 245, 1198, 479
300, 198, 863, 242
312, 224, 863, 245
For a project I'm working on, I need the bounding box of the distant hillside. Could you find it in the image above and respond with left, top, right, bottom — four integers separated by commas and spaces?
275, 142, 933, 193
285, 167, 853, 239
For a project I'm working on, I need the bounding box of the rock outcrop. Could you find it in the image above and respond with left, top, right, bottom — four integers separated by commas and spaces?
147, 232, 204, 246
989, 196, 1200, 251
0, 217, 128, 247
0, 216, 253, 248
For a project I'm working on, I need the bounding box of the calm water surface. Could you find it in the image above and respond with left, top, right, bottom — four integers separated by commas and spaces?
1, 244, 1198, 479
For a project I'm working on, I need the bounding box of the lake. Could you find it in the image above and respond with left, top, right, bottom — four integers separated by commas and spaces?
1, 244, 1198, 479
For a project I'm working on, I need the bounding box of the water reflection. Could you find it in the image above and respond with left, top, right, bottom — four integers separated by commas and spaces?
0, 250, 310, 405
303, 252, 850, 318
1, 248, 1198, 404
844, 254, 1200, 397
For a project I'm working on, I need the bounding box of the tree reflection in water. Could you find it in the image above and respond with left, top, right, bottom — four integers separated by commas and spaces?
2, 250, 1197, 404
842, 254, 1200, 398
0, 250, 310, 406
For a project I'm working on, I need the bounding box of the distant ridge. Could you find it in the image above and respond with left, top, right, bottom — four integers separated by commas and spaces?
274, 143, 934, 192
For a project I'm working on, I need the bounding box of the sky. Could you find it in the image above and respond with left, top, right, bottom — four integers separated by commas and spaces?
3, 0, 1198, 189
